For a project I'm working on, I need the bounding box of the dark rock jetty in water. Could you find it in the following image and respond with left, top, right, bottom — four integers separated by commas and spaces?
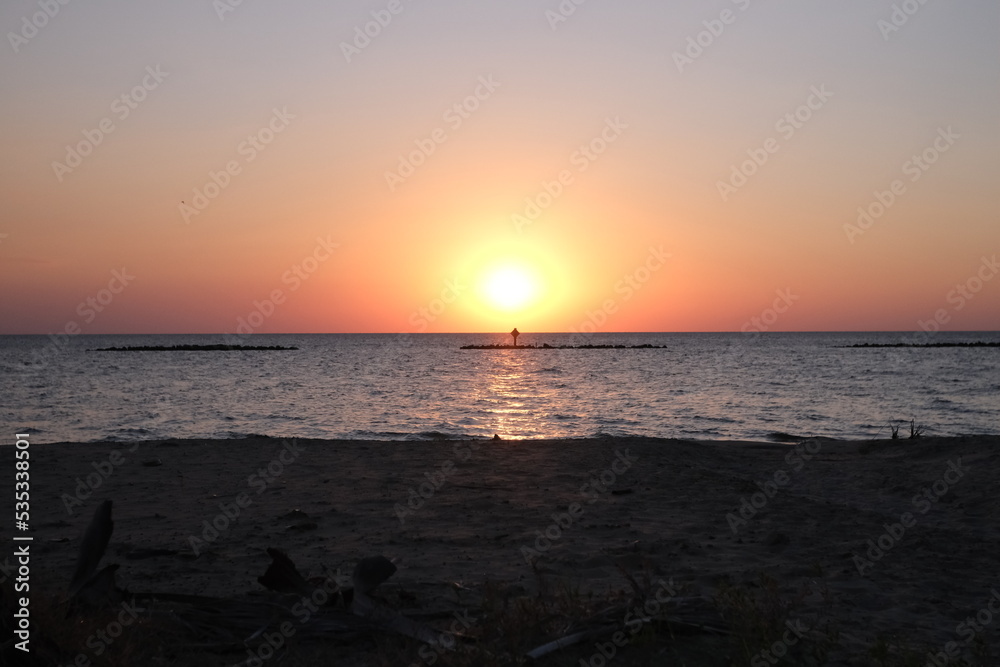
839, 342, 999, 348
460, 343, 667, 350
88, 344, 298, 351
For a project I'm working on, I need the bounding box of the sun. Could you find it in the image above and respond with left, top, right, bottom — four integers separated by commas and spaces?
481, 264, 539, 312
456, 240, 567, 327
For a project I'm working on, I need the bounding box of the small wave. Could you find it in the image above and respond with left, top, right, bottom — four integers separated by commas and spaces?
344, 429, 411, 440
112, 427, 152, 435
401, 429, 483, 441
221, 431, 277, 440
590, 429, 636, 438
103, 428, 161, 443
409, 431, 456, 440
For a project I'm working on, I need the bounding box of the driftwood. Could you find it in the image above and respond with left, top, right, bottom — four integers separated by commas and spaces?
88, 344, 299, 351
256, 548, 446, 646
256, 547, 315, 597
68, 500, 113, 595
524, 629, 594, 660
67, 500, 121, 611
523, 568, 730, 662
62, 498, 451, 655
62, 501, 448, 655
352, 555, 397, 594
524, 596, 731, 661
62, 502, 732, 662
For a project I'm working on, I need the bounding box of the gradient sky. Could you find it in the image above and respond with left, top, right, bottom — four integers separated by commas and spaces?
1, 0, 998, 334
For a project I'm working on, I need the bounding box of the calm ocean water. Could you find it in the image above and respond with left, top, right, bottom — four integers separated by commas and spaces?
2, 332, 997, 444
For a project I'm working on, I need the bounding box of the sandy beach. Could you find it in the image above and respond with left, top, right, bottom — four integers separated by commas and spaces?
16, 434, 1000, 665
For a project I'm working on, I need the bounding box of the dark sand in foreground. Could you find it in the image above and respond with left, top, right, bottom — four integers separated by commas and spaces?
19, 435, 1000, 664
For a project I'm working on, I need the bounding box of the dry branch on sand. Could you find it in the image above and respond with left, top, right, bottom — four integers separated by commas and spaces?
28, 498, 733, 665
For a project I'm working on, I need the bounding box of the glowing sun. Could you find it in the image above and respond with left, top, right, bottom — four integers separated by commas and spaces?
481, 264, 539, 312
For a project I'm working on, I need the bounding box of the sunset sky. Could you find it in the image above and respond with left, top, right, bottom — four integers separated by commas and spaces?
1, 0, 997, 334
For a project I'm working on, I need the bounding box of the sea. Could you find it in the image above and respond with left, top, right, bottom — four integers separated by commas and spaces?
2, 332, 998, 444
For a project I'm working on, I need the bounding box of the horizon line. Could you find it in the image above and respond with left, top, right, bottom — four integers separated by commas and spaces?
2, 330, 998, 336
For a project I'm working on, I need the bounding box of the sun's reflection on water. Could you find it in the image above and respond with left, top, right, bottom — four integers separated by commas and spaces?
475, 349, 567, 440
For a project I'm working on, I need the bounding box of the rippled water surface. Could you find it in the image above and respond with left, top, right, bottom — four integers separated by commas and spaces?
2, 332, 998, 443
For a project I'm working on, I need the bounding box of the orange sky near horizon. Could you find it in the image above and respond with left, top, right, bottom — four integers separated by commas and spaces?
1, 1, 998, 334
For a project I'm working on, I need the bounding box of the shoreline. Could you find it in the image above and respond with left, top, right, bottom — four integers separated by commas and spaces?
20, 434, 1000, 664
26, 428, 1000, 448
